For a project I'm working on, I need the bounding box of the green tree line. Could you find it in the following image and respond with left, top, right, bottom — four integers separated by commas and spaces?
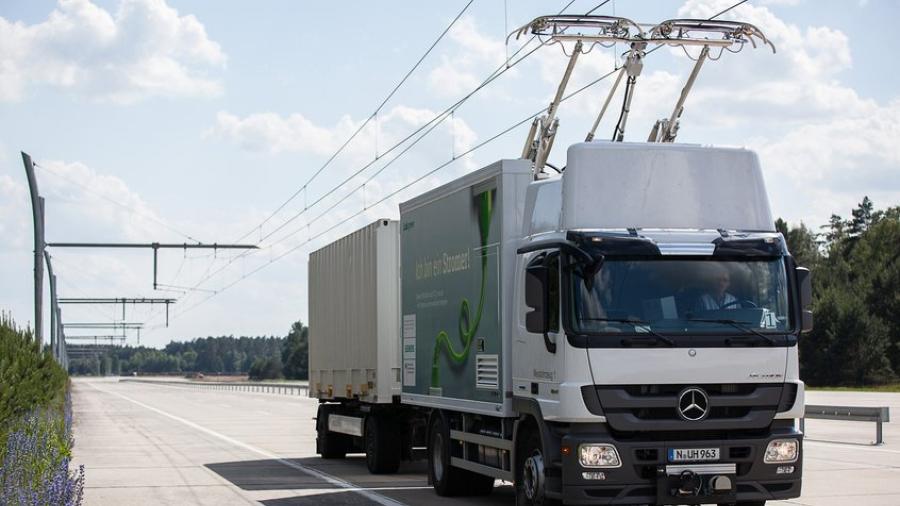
777, 196, 899, 386
69, 320, 309, 381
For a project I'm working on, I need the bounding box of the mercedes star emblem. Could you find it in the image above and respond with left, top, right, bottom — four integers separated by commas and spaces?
677, 387, 710, 421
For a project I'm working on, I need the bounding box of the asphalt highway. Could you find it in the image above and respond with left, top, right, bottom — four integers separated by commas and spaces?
71, 378, 900, 505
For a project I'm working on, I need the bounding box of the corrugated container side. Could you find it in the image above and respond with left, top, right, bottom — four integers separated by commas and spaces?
309, 220, 399, 403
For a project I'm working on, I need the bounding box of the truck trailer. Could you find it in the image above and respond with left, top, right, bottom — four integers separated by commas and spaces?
308, 14, 806, 506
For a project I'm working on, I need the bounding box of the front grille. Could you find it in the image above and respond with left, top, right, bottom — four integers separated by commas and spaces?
588, 383, 785, 432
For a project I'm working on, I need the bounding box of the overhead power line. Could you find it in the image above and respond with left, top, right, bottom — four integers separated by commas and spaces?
179, 15, 566, 295
145, 0, 620, 327
171, 60, 624, 321
184, 40, 545, 296
233, 0, 476, 244
151, 0, 751, 329
234, 0, 581, 250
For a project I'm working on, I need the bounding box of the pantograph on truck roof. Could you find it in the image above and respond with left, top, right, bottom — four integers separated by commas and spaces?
507, 14, 775, 177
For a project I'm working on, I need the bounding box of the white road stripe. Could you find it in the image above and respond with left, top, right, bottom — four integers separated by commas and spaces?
85, 381, 408, 506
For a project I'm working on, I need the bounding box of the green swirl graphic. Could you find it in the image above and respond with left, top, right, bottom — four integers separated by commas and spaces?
430, 189, 494, 388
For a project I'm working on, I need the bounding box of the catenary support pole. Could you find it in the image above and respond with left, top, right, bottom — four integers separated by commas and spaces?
45, 251, 58, 361
22, 153, 45, 345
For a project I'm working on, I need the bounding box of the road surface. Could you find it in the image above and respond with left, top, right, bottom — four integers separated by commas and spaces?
71, 378, 900, 505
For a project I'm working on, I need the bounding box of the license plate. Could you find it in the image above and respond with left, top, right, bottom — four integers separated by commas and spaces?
668, 447, 720, 462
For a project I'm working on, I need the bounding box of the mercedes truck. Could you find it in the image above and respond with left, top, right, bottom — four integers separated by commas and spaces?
309, 13, 807, 506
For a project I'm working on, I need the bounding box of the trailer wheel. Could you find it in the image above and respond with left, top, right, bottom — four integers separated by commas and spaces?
515, 431, 558, 506
365, 414, 400, 474
316, 404, 349, 459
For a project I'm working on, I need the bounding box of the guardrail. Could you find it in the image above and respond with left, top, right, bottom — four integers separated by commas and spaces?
802, 404, 891, 445
120, 378, 309, 397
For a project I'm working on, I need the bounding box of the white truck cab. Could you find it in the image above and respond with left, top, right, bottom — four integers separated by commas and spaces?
511, 141, 808, 504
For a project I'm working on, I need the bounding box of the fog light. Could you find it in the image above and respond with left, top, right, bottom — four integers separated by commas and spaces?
582, 471, 607, 480
776, 465, 795, 474
764, 439, 799, 463
578, 444, 621, 468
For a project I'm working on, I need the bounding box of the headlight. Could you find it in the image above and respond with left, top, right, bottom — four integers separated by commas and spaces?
764, 439, 799, 463
578, 444, 621, 468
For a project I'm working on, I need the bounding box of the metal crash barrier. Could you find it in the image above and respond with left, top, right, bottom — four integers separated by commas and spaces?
120, 378, 309, 397
802, 404, 891, 445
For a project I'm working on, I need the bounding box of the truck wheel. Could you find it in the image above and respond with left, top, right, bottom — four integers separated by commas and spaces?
428, 414, 466, 496
516, 431, 558, 506
365, 414, 400, 474
316, 405, 349, 459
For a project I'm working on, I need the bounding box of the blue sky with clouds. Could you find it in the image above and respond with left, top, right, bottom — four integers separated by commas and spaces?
2, 0, 898, 347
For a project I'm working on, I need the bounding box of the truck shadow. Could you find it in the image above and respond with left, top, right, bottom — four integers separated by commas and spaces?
205, 455, 515, 505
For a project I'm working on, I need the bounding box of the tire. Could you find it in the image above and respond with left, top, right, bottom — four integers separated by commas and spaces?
515, 430, 558, 506
427, 413, 496, 497
365, 414, 401, 474
316, 404, 349, 459
428, 414, 467, 496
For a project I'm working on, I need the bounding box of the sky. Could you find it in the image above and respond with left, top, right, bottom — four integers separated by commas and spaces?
1, 0, 898, 348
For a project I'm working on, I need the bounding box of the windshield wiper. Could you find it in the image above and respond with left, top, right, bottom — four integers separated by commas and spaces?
686, 318, 777, 346
580, 318, 676, 347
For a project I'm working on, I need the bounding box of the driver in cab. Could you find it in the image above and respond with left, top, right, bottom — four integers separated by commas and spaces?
696, 265, 738, 310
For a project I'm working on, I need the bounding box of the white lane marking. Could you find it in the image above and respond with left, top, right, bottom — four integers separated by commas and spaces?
85, 382, 407, 506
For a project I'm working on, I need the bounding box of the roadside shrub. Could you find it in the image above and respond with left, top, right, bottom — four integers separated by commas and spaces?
0, 314, 67, 433
0, 314, 83, 505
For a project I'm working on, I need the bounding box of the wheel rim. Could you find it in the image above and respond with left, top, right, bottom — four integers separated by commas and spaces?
432, 431, 444, 482
523, 449, 545, 502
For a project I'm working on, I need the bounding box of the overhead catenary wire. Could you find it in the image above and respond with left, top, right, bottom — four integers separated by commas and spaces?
170, 62, 626, 321
148, 0, 752, 332
232, 0, 580, 250
182, 35, 548, 294
144, 0, 627, 328
232, 0, 476, 245
174, 1, 589, 298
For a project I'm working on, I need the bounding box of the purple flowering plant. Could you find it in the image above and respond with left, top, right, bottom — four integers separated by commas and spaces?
0, 314, 84, 505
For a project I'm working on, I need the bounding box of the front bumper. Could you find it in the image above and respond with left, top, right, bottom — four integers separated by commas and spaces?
559, 423, 802, 505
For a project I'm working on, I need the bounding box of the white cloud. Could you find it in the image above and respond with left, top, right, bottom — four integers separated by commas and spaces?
427, 16, 512, 98
208, 105, 477, 161
0, 0, 226, 104
671, 0, 900, 225
37, 159, 180, 242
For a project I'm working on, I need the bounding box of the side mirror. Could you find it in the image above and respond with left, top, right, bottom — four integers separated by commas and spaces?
796, 266, 813, 333
525, 259, 549, 335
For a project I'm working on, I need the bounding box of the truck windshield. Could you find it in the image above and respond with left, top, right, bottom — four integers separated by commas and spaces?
570, 258, 792, 335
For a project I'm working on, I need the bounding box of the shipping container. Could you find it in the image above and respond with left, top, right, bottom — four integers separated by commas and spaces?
308, 219, 400, 404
